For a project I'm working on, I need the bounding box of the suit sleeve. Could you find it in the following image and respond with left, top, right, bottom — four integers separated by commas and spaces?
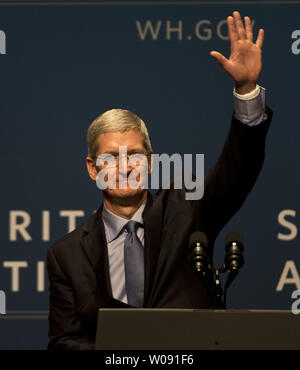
47, 247, 95, 350
197, 106, 272, 245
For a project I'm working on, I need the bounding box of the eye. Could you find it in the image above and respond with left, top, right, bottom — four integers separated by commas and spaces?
96, 153, 117, 167
128, 153, 148, 166
100, 154, 112, 161
130, 153, 143, 159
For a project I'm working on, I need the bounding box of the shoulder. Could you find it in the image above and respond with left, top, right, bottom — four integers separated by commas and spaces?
47, 209, 101, 259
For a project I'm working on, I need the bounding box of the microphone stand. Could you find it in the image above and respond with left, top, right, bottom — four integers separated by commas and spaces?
193, 265, 225, 309
213, 240, 244, 309
189, 232, 244, 310
214, 268, 225, 309
223, 269, 239, 308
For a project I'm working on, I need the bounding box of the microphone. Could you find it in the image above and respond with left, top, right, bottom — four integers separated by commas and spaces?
188, 231, 210, 275
223, 232, 245, 308
224, 232, 244, 272
189, 231, 217, 306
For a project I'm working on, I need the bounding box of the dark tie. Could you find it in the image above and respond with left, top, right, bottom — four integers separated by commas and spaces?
124, 220, 144, 307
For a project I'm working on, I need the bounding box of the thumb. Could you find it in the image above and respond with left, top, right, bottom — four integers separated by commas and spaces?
210, 51, 229, 68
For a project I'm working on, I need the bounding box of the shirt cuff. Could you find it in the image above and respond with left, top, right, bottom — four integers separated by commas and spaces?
233, 85, 266, 127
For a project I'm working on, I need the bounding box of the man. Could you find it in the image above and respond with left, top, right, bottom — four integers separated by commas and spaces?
47, 12, 272, 350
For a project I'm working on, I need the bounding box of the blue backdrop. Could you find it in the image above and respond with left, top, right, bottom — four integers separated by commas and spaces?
1, 0, 300, 349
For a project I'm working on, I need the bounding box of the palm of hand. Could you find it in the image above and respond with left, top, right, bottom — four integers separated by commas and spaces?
226, 40, 262, 86
210, 12, 264, 92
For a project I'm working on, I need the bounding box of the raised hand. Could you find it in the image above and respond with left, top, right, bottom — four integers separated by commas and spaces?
210, 11, 264, 95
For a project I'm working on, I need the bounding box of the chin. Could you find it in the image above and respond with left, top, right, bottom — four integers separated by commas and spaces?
103, 187, 146, 206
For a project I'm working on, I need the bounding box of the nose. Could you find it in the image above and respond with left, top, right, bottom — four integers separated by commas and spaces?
117, 157, 134, 179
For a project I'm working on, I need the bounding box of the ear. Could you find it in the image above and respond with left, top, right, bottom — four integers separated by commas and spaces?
148, 152, 153, 174
86, 156, 98, 181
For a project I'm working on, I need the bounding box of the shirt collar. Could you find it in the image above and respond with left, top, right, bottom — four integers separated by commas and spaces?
102, 197, 146, 243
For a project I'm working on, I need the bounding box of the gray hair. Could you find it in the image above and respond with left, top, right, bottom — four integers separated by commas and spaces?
87, 108, 152, 159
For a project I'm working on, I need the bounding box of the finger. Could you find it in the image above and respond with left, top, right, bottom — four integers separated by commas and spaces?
255, 28, 264, 49
227, 16, 238, 52
244, 16, 253, 42
210, 51, 229, 68
233, 11, 246, 40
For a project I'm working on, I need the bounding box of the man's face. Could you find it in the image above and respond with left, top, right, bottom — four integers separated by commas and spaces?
87, 129, 151, 203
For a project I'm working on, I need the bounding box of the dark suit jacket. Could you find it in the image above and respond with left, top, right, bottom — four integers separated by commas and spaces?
47, 108, 272, 349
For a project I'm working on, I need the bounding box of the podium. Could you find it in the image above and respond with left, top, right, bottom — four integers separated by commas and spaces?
95, 309, 300, 350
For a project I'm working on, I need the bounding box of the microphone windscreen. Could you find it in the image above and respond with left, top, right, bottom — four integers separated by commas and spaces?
225, 232, 244, 248
189, 231, 208, 249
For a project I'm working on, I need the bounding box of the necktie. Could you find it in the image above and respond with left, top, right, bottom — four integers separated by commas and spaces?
124, 220, 144, 307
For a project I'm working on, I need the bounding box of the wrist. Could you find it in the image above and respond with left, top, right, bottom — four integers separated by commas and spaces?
235, 82, 257, 95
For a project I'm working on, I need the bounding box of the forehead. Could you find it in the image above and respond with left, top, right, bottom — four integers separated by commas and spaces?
97, 129, 144, 153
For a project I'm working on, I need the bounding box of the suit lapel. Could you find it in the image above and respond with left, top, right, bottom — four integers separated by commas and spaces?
143, 191, 163, 306
80, 206, 113, 305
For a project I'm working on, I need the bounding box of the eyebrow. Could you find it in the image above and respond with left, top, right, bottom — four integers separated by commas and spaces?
127, 149, 146, 154
101, 151, 119, 156
101, 148, 146, 155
